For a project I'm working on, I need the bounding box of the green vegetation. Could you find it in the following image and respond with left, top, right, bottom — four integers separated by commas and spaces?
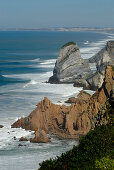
61, 41, 76, 49
39, 103, 114, 170
112, 66, 114, 72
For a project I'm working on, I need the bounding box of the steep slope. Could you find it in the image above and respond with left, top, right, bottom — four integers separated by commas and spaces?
48, 42, 91, 84
87, 41, 114, 90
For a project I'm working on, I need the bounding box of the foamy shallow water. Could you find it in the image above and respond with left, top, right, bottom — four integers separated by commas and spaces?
0, 31, 114, 170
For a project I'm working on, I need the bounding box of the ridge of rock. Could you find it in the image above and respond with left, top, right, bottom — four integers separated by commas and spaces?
12, 66, 114, 142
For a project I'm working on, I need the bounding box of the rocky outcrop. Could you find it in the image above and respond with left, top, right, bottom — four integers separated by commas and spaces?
48, 42, 91, 83
49, 41, 114, 90
87, 41, 114, 90
0, 125, 3, 128
19, 137, 28, 141
30, 130, 50, 143
65, 90, 91, 103
12, 66, 114, 141
65, 97, 77, 103
77, 90, 91, 100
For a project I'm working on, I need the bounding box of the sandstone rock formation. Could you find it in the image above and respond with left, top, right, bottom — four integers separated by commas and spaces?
48, 42, 91, 83
12, 66, 114, 141
65, 90, 91, 103
30, 130, 50, 143
65, 97, 77, 103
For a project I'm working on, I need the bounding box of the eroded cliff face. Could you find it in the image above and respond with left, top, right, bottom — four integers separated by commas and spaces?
48, 42, 91, 84
87, 41, 114, 90
12, 66, 114, 142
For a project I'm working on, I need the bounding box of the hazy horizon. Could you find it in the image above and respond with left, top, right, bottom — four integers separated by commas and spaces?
0, 0, 114, 29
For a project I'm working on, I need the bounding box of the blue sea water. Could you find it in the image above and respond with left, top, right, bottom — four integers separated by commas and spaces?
0, 31, 114, 170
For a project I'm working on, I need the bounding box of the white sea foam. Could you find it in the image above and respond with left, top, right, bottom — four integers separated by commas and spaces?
24, 80, 38, 88
84, 41, 89, 44
0, 118, 32, 149
81, 35, 114, 59
30, 59, 56, 68
40, 59, 56, 65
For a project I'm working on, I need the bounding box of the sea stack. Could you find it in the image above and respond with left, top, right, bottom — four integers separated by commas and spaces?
48, 42, 91, 84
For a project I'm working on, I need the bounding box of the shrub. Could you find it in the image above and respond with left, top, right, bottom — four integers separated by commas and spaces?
61, 42, 76, 49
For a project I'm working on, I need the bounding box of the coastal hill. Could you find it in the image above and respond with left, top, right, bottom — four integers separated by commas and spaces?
12, 65, 114, 142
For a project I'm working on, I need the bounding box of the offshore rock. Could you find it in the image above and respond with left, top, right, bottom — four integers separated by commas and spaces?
0, 125, 3, 128
19, 137, 28, 141
30, 130, 50, 143
48, 42, 91, 83
12, 66, 114, 140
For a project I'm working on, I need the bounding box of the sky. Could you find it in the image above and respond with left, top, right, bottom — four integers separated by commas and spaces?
0, 0, 114, 28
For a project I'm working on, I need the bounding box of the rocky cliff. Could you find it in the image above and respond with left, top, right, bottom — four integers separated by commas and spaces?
12, 66, 114, 142
48, 42, 91, 83
87, 41, 114, 90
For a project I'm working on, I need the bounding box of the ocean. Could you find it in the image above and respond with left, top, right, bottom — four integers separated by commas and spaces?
0, 31, 114, 170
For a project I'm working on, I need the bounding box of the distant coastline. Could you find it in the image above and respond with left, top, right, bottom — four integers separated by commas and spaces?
0, 27, 114, 34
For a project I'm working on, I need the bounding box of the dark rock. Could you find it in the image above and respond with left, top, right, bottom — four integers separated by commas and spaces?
19, 137, 28, 141
18, 144, 23, 147
14, 136, 16, 140
0, 125, 3, 128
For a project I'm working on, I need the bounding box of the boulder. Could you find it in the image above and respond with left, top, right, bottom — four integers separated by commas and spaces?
0, 125, 3, 128
18, 144, 23, 147
73, 79, 90, 89
19, 137, 28, 141
13, 136, 16, 140
77, 90, 91, 100
65, 91, 91, 103
65, 97, 77, 103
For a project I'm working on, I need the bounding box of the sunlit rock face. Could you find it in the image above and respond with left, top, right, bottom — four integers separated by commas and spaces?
12, 66, 114, 142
